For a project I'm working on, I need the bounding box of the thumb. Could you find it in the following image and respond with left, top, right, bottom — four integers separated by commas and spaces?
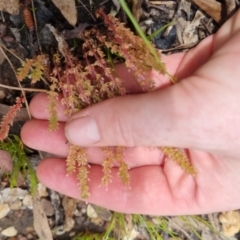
64, 80, 200, 148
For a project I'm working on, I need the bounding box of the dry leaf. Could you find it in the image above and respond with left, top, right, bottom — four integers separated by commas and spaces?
0, 0, 19, 15
132, 0, 144, 22
176, 10, 205, 46
62, 195, 77, 219
33, 191, 53, 240
191, 0, 222, 23
225, 0, 236, 15
51, 0, 77, 26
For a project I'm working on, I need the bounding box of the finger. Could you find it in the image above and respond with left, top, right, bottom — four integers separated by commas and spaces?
212, 9, 240, 51
64, 81, 198, 148
175, 10, 240, 80
29, 52, 185, 120
29, 92, 68, 121
21, 120, 68, 156
65, 30, 240, 153
21, 119, 165, 167
37, 158, 197, 215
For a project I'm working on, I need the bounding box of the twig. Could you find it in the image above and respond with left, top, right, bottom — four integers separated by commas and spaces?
0, 83, 47, 93
0, 45, 30, 117
31, 0, 42, 52
0, 43, 24, 63
0, 11, 5, 22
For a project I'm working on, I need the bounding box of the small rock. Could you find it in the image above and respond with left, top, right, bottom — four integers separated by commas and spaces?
92, 205, 112, 221
37, 183, 48, 197
90, 217, 103, 225
1, 188, 28, 203
41, 198, 54, 216
55, 226, 65, 236
0, 203, 10, 219
75, 216, 85, 226
2, 35, 15, 44
63, 217, 75, 232
69, 231, 76, 237
22, 195, 33, 209
0, 90, 6, 100
81, 208, 86, 214
17, 234, 27, 240
219, 210, 240, 237
10, 200, 22, 210
123, 228, 140, 240
1, 226, 18, 237
87, 204, 98, 218
26, 233, 34, 239
25, 227, 35, 233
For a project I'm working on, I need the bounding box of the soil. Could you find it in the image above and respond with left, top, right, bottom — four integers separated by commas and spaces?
0, 0, 239, 239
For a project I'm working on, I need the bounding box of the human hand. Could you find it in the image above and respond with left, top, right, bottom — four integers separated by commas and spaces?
21, 10, 240, 215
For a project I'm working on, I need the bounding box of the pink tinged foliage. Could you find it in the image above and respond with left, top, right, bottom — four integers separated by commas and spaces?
0, 97, 23, 141
14, 11, 196, 199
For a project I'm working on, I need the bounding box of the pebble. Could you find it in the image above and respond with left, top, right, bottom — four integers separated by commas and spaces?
123, 228, 139, 240
63, 217, 75, 232
25, 227, 35, 233
10, 200, 22, 210
17, 234, 28, 240
90, 217, 103, 225
1, 188, 28, 203
1, 226, 18, 237
86, 204, 98, 218
219, 210, 240, 237
22, 195, 33, 209
37, 183, 48, 197
26, 233, 34, 239
0, 90, 6, 101
0, 203, 10, 219
41, 198, 54, 216
75, 216, 85, 226
55, 226, 65, 236
2, 35, 15, 45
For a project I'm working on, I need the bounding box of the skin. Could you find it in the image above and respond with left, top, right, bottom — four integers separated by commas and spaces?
21, 10, 240, 216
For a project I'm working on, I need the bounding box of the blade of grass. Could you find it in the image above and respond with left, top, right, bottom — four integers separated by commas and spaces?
119, 0, 175, 82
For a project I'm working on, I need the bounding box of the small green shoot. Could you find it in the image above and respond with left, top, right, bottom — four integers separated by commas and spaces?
148, 21, 175, 40
0, 135, 38, 193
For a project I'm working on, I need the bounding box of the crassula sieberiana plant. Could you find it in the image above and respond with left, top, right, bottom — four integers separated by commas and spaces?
15, 9, 197, 199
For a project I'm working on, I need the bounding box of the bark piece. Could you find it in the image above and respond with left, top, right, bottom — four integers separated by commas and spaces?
33, 191, 53, 240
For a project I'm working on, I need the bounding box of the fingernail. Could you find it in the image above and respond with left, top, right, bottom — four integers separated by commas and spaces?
65, 116, 101, 145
